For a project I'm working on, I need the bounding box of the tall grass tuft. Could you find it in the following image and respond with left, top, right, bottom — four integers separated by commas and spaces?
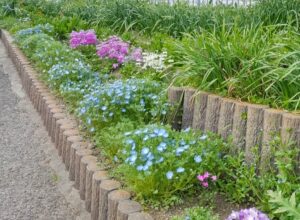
168, 24, 300, 111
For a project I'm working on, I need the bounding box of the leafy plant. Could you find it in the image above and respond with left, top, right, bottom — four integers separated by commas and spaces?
268, 190, 300, 220
172, 206, 220, 220
114, 124, 228, 206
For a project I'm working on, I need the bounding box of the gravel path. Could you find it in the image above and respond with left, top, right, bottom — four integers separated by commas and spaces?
0, 41, 90, 220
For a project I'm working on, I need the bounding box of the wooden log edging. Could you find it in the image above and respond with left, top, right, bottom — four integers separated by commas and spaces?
169, 85, 300, 169
0, 30, 153, 220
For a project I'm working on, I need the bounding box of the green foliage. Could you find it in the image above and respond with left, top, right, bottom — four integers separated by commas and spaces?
169, 24, 300, 110
93, 119, 139, 161
220, 136, 300, 218
114, 124, 227, 207
172, 206, 220, 220
268, 190, 300, 220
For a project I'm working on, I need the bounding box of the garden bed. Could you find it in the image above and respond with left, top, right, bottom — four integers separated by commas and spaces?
1, 1, 300, 219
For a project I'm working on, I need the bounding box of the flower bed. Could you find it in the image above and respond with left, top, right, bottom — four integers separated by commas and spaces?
1, 0, 300, 218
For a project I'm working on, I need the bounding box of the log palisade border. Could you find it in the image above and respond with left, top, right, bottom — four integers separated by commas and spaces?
0, 30, 153, 220
168, 87, 300, 172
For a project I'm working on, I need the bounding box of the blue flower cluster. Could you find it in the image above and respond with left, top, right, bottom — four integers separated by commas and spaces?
77, 79, 169, 131
48, 59, 96, 89
16, 24, 53, 38
120, 124, 211, 180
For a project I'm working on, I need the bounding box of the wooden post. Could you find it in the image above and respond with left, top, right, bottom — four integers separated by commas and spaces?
107, 190, 131, 220
232, 102, 248, 152
75, 149, 93, 189
218, 98, 235, 140
281, 113, 300, 173
182, 88, 196, 129
91, 171, 109, 220
260, 109, 282, 173
192, 91, 209, 131
85, 161, 105, 212
204, 94, 221, 133
116, 200, 142, 220
98, 180, 121, 220
80, 155, 97, 200
168, 87, 184, 130
245, 104, 268, 164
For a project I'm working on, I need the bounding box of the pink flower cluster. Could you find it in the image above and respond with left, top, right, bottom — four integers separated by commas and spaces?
70, 30, 98, 48
96, 36, 142, 69
197, 172, 217, 188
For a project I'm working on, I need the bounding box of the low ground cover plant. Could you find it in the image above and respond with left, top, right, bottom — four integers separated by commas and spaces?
114, 125, 227, 206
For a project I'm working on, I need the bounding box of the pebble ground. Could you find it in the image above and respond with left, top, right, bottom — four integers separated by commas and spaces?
0, 41, 90, 220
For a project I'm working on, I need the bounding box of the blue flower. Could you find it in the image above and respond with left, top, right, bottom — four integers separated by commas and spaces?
183, 127, 191, 132
156, 157, 164, 163
190, 140, 196, 145
86, 118, 91, 125
200, 134, 208, 140
101, 106, 107, 111
176, 147, 185, 156
166, 171, 174, 180
157, 142, 167, 152
129, 154, 137, 164
145, 160, 153, 167
126, 139, 135, 145
194, 155, 202, 163
176, 167, 185, 173
141, 147, 150, 155
136, 165, 143, 171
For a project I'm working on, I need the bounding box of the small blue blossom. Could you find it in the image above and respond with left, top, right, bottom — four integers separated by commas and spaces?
166, 171, 174, 180
176, 167, 185, 173
101, 106, 107, 111
141, 147, 150, 155
194, 155, 202, 163
137, 165, 143, 171
200, 135, 208, 140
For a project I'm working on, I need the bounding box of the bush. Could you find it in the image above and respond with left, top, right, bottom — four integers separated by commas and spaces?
77, 79, 169, 131
114, 124, 228, 206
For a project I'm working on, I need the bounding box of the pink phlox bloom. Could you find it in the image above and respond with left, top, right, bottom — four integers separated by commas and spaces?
211, 175, 217, 181
197, 175, 205, 182
203, 171, 210, 179
202, 182, 209, 188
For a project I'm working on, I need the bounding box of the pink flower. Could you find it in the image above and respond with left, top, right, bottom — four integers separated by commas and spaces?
211, 175, 217, 181
197, 175, 205, 182
131, 48, 143, 62
69, 30, 97, 48
203, 172, 210, 179
202, 182, 209, 187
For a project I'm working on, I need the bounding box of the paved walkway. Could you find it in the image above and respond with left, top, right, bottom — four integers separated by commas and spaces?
0, 41, 90, 220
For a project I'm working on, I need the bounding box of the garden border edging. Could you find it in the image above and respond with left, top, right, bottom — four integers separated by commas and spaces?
168, 87, 300, 171
0, 29, 153, 220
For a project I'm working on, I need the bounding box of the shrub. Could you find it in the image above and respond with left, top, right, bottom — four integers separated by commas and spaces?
114, 124, 228, 206
77, 79, 169, 132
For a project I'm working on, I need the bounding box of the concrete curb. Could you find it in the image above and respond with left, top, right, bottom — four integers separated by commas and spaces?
0, 29, 153, 220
